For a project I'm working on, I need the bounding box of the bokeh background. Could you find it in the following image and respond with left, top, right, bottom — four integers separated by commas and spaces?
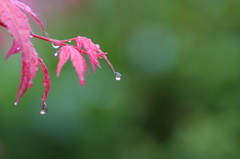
1, 0, 240, 158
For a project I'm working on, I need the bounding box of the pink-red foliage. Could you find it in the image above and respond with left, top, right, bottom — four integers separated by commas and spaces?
0, 0, 117, 113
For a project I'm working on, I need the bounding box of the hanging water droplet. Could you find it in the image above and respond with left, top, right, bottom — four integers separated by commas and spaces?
30, 31, 34, 37
40, 106, 47, 114
14, 102, 18, 106
54, 52, 58, 57
51, 43, 59, 49
114, 72, 122, 81
69, 40, 72, 43
40, 103, 48, 114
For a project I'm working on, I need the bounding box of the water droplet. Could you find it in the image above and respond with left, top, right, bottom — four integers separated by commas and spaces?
30, 31, 34, 37
14, 102, 18, 106
8, 30, 12, 36
54, 52, 58, 57
96, 44, 100, 49
16, 47, 20, 50
51, 43, 59, 49
69, 40, 72, 43
114, 72, 122, 81
40, 103, 48, 114
27, 81, 33, 88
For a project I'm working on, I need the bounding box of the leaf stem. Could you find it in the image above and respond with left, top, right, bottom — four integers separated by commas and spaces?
0, 22, 87, 54
0, 21, 116, 73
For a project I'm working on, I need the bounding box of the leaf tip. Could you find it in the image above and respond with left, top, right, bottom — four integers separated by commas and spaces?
80, 80, 85, 86
56, 71, 60, 77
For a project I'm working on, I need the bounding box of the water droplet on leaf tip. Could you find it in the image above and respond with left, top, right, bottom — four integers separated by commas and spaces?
51, 43, 60, 49
114, 72, 121, 81
40, 109, 47, 114
40, 104, 48, 114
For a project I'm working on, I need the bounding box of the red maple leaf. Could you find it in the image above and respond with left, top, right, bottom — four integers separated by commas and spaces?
0, 0, 119, 114
0, 0, 51, 109
57, 45, 88, 86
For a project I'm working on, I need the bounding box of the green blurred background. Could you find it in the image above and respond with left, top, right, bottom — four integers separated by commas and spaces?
1, 0, 240, 158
